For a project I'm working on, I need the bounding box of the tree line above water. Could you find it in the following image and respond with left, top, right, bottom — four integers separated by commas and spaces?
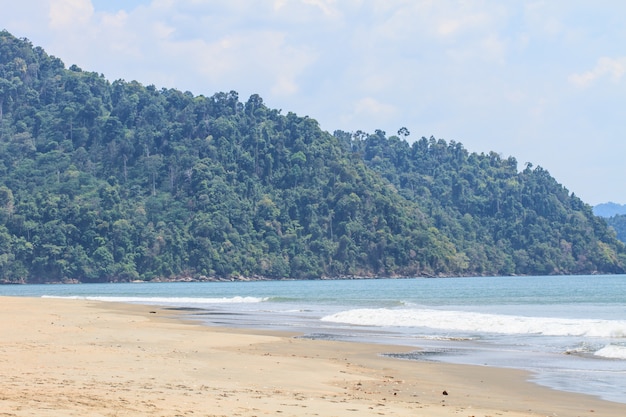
0, 30, 624, 283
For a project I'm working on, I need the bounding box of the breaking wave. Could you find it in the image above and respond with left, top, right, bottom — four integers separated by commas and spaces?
41, 295, 268, 304
594, 344, 626, 359
321, 308, 626, 338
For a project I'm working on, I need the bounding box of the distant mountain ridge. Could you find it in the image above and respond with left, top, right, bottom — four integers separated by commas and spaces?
0, 30, 625, 283
593, 202, 626, 218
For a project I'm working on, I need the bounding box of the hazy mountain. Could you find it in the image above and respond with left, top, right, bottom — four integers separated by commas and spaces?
593, 202, 626, 218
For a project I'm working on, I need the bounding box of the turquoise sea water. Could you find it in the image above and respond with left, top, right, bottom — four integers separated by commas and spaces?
2, 275, 626, 403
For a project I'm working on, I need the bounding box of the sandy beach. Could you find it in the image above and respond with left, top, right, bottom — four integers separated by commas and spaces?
0, 296, 624, 417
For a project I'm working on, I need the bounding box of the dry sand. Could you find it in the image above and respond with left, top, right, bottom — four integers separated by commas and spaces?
0, 296, 624, 417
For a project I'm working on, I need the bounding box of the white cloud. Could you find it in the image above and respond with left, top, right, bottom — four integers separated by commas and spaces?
347, 97, 397, 126
272, 0, 342, 24
480, 34, 507, 64
437, 12, 490, 38
49, 0, 94, 29
569, 57, 626, 87
152, 21, 175, 40
273, 0, 287, 10
522, 1, 565, 38
302, 0, 339, 18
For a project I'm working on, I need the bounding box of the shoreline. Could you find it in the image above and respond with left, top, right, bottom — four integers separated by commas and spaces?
3, 272, 609, 285
1, 296, 624, 416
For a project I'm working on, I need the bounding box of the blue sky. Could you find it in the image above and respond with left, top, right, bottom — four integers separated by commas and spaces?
1, 0, 625, 205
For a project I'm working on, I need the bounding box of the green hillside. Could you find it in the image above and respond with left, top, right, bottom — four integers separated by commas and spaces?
606, 215, 626, 244
0, 30, 624, 283
337, 131, 625, 275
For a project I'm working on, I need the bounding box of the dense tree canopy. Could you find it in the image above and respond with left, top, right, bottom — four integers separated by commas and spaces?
606, 215, 626, 244
0, 30, 624, 283
336, 130, 626, 276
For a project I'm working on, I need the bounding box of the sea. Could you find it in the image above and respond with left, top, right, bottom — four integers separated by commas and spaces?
2, 274, 626, 404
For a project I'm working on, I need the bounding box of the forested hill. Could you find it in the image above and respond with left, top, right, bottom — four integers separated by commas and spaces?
335, 131, 625, 275
605, 215, 626, 244
0, 31, 624, 283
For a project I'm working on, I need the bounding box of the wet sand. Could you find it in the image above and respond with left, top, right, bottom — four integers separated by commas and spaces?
1, 296, 623, 416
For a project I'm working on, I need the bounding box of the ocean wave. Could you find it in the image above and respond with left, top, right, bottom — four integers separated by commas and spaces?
320, 308, 626, 338
594, 345, 626, 359
564, 341, 602, 355
41, 295, 268, 304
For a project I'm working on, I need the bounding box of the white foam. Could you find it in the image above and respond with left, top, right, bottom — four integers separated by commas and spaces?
594, 345, 626, 359
321, 308, 626, 338
42, 295, 268, 304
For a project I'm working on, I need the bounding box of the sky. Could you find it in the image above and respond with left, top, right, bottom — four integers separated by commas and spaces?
1, 0, 625, 205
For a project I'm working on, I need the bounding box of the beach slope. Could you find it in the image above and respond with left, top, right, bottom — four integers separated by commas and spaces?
0, 296, 622, 416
